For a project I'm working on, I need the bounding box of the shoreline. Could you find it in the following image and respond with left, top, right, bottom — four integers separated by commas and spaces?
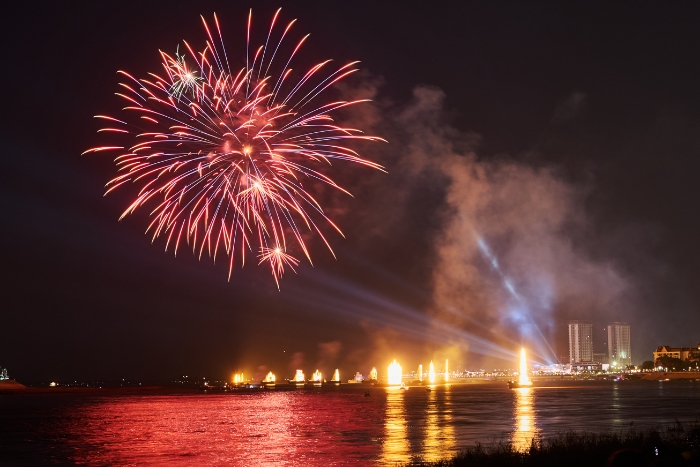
2, 373, 699, 395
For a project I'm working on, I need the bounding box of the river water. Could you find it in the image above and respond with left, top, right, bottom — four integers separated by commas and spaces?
2, 380, 699, 466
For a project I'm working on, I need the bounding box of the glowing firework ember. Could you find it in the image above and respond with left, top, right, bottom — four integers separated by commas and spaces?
84, 9, 384, 286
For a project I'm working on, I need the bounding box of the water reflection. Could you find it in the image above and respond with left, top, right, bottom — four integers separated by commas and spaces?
381, 389, 411, 464
5, 383, 700, 465
422, 386, 455, 462
380, 386, 457, 464
612, 384, 621, 425
512, 387, 538, 451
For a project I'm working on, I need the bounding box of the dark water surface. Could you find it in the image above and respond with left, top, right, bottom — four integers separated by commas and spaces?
2, 381, 699, 466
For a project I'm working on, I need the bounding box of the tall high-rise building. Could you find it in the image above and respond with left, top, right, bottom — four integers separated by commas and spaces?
568, 321, 593, 363
608, 322, 631, 366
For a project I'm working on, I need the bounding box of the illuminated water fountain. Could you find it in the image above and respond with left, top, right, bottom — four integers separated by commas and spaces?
263, 371, 275, 387
349, 372, 363, 383
428, 361, 436, 384
331, 369, 340, 385
509, 348, 532, 388
312, 369, 322, 386
293, 369, 305, 387
233, 373, 245, 385
387, 360, 402, 386
519, 348, 532, 386
444, 359, 449, 382
418, 364, 423, 382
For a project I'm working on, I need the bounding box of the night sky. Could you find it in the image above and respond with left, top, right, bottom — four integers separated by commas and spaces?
3, 1, 700, 382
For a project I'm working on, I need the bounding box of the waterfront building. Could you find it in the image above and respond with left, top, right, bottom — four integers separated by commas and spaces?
608, 322, 631, 366
653, 343, 700, 365
592, 353, 607, 364
0, 367, 7, 380
568, 321, 593, 363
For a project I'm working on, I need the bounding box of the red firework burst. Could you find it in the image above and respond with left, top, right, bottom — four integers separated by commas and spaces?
84, 9, 384, 287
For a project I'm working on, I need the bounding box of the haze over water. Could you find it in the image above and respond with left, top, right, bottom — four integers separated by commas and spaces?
3, 381, 699, 465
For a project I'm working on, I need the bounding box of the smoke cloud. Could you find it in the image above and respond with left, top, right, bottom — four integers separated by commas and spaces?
316, 340, 342, 372
332, 79, 646, 367
288, 351, 304, 375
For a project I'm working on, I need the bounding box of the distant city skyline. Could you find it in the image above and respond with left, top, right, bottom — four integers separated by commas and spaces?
568, 321, 593, 364
566, 321, 634, 366
608, 322, 631, 366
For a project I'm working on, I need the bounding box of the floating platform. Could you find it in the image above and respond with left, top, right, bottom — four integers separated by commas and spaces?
507, 380, 533, 389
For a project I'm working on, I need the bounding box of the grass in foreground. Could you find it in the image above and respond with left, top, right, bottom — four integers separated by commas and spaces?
414, 422, 700, 466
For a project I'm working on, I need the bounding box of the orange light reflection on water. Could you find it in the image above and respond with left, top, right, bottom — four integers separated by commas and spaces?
381, 388, 411, 464
422, 385, 455, 462
512, 387, 538, 451
381, 385, 456, 464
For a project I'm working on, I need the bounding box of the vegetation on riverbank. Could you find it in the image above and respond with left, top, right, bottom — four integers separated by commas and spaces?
416, 422, 700, 466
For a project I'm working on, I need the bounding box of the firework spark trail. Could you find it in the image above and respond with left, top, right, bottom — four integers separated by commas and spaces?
84, 9, 385, 287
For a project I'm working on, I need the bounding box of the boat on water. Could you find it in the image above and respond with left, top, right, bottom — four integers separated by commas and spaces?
507, 380, 532, 389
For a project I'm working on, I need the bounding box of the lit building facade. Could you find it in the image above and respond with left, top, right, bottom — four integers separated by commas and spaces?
592, 353, 607, 364
607, 322, 631, 366
653, 344, 700, 365
568, 321, 593, 363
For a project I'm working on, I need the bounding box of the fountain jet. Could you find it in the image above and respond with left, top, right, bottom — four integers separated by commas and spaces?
263, 371, 276, 387
519, 348, 532, 386
293, 369, 305, 387
388, 360, 402, 386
